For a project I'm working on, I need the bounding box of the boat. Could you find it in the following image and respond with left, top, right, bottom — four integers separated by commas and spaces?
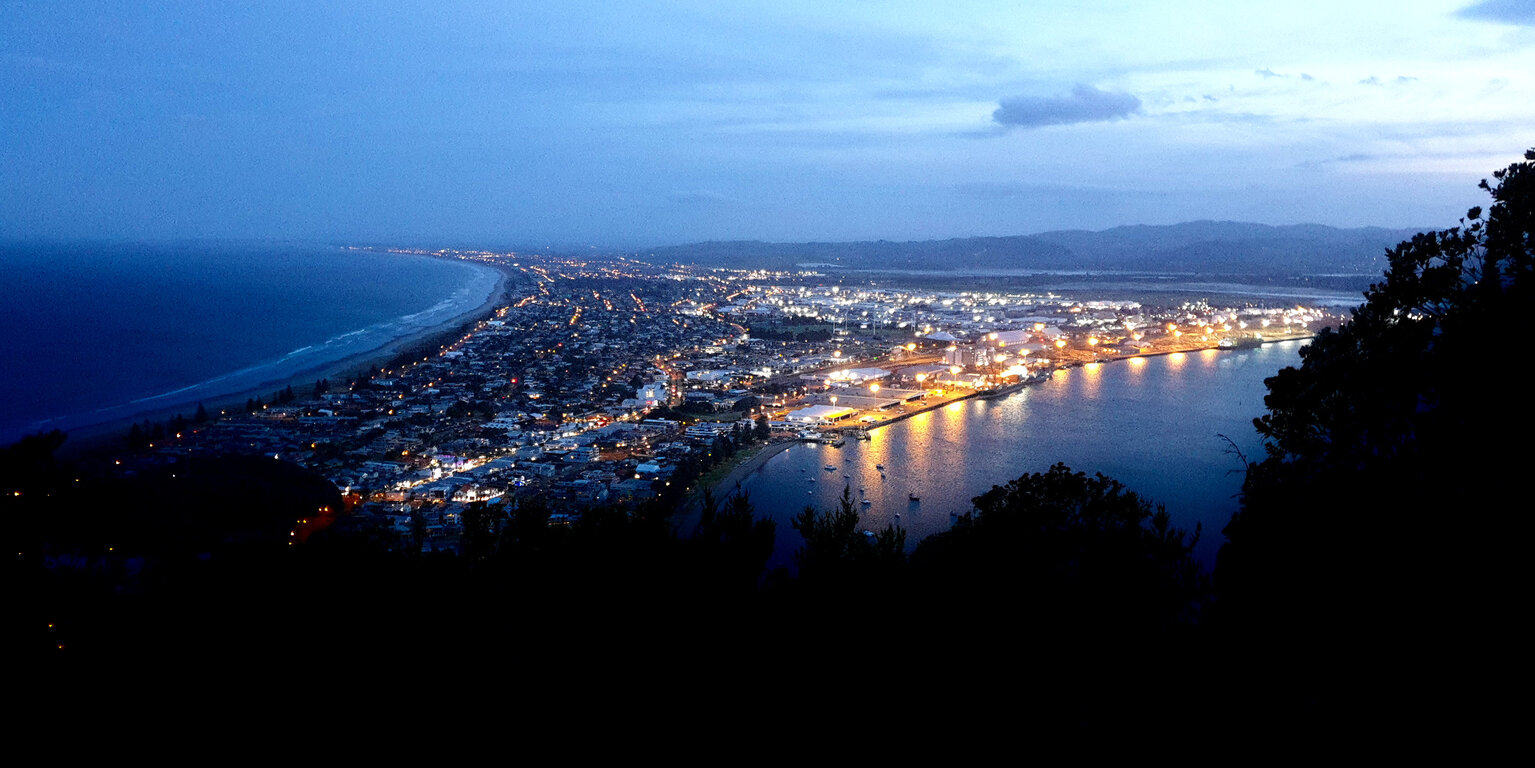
908, 494, 920, 502
875, 464, 885, 471
978, 369, 1052, 398
977, 379, 1028, 400
860, 499, 871, 506
1219, 335, 1264, 350
823, 464, 836, 471
828, 437, 846, 447
853, 429, 871, 441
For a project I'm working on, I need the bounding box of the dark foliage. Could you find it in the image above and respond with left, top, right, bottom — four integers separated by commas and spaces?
1213, 152, 1534, 725
1220, 150, 1533, 636
910, 463, 1204, 635
791, 484, 906, 586
692, 488, 777, 596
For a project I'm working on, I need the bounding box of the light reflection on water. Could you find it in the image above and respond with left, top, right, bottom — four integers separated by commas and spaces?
732, 341, 1307, 572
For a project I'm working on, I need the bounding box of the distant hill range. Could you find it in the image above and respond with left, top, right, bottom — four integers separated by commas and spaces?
647, 221, 1426, 277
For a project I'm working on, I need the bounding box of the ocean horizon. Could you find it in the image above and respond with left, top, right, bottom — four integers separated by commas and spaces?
0, 240, 502, 445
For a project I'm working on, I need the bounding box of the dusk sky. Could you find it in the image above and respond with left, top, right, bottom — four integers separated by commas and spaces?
3, 1, 1532, 248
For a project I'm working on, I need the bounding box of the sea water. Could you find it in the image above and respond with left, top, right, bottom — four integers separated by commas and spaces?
0, 240, 500, 444
732, 341, 1308, 570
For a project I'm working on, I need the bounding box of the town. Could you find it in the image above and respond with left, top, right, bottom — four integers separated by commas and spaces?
113, 249, 1332, 554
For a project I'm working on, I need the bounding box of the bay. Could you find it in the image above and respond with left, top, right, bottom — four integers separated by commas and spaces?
733, 340, 1308, 570
0, 240, 500, 444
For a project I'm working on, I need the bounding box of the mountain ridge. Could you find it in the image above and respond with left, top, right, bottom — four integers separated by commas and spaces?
646, 221, 1426, 276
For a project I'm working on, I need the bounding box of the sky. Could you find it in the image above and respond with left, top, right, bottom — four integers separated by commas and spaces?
3, 1, 1532, 248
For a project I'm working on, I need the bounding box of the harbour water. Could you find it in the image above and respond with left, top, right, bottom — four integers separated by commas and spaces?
0, 241, 502, 444
729, 340, 1308, 570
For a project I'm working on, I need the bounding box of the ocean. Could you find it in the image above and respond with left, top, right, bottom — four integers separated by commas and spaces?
0, 240, 501, 445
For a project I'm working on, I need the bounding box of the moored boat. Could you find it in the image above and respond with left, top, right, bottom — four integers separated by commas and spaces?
1219, 335, 1264, 350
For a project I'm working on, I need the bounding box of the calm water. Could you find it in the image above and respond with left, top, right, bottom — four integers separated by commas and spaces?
0, 241, 501, 444
732, 341, 1307, 570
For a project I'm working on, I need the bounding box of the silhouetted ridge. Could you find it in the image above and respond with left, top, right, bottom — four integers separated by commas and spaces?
650, 221, 1424, 276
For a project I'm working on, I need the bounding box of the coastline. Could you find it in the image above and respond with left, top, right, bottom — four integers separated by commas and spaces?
677, 438, 798, 522
681, 333, 1313, 520
53, 256, 513, 458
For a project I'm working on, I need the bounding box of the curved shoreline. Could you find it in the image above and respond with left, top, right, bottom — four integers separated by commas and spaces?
685, 334, 1313, 516
52, 255, 512, 457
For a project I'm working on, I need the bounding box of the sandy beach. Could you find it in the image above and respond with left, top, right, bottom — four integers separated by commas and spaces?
54, 257, 514, 457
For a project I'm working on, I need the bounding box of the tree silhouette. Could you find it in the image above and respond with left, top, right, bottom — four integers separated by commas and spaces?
690, 488, 776, 595
791, 484, 904, 584
911, 463, 1204, 634
1219, 150, 1533, 644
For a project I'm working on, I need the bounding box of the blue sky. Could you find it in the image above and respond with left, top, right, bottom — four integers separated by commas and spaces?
3, 1, 1532, 247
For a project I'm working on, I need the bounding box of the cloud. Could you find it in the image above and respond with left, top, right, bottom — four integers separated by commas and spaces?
1456, 0, 1535, 25
991, 85, 1141, 129
1297, 152, 1380, 168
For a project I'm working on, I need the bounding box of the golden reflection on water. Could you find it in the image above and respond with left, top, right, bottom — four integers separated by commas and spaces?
747, 340, 1307, 572
1080, 361, 1103, 397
